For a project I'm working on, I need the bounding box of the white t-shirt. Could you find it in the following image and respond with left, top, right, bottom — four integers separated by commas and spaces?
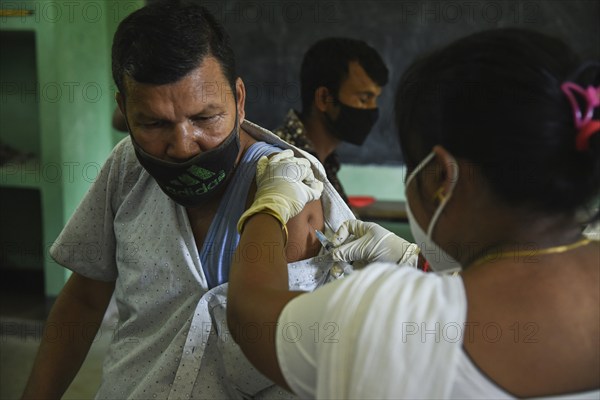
276, 263, 600, 399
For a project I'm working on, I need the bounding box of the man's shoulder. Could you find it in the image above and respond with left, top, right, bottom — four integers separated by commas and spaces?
272, 109, 306, 138
271, 110, 316, 155
100, 136, 148, 195
106, 137, 141, 172
111, 135, 135, 160
242, 119, 291, 148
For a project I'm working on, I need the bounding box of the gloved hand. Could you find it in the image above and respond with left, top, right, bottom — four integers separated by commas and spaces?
237, 150, 323, 239
330, 220, 418, 265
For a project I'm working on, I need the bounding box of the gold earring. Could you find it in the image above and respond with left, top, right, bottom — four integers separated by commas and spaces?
433, 187, 446, 203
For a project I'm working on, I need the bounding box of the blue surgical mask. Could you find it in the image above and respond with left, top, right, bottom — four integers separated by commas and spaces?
404, 152, 462, 273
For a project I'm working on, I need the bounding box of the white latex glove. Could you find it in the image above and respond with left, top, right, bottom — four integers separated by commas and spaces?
330, 220, 418, 265
237, 150, 323, 237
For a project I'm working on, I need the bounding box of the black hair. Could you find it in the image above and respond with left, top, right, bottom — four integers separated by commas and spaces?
300, 38, 389, 113
112, 0, 236, 96
395, 28, 600, 220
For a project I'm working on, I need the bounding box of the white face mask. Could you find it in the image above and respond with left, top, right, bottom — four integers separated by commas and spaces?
404, 152, 461, 273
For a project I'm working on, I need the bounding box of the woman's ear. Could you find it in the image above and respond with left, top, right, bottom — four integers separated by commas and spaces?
431, 145, 459, 204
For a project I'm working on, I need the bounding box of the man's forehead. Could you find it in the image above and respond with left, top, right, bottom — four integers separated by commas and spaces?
120, 61, 237, 116
122, 57, 232, 95
342, 61, 382, 94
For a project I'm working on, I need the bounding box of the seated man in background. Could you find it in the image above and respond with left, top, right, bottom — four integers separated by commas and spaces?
22, 2, 353, 399
273, 37, 389, 204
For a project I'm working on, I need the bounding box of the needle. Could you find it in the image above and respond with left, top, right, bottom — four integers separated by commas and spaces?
315, 229, 335, 252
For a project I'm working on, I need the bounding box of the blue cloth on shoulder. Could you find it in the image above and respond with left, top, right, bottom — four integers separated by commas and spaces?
200, 142, 281, 288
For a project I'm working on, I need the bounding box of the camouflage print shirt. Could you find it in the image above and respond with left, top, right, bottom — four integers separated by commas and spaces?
273, 109, 349, 204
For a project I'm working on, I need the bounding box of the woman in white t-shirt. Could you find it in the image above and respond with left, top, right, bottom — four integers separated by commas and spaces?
228, 28, 600, 399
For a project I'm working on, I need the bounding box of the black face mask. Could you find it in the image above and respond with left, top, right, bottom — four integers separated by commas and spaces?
130, 115, 241, 207
325, 100, 379, 146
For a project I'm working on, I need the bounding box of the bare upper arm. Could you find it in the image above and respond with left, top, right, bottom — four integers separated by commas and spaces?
245, 150, 326, 263
61, 272, 115, 313
285, 199, 324, 262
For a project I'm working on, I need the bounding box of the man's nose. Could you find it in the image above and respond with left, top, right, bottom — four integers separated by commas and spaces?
167, 122, 200, 161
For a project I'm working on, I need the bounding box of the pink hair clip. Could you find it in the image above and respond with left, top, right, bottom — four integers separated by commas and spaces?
560, 82, 600, 151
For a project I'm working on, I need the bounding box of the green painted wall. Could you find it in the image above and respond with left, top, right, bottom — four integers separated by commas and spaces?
1, 0, 142, 297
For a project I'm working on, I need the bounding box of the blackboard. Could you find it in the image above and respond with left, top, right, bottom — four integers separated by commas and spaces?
205, 0, 600, 165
